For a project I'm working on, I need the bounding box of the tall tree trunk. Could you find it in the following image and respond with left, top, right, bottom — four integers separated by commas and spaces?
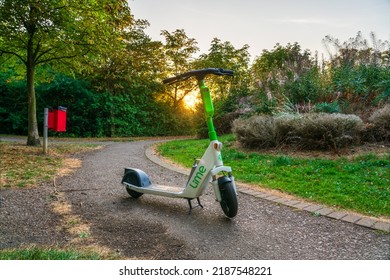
26, 39, 40, 146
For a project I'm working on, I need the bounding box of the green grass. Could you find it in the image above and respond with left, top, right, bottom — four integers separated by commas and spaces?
157, 135, 390, 218
0, 247, 103, 260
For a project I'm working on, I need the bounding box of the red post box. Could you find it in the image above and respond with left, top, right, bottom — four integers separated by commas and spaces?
48, 106, 67, 132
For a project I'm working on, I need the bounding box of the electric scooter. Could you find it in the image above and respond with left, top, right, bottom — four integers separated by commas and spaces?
121, 68, 238, 218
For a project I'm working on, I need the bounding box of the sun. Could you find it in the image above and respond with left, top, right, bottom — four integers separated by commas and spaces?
183, 90, 200, 110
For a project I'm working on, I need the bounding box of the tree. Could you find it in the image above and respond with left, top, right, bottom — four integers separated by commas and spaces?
161, 29, 199, 108
83, 19, 163, 95
191, 39, 250, 137
76, 17, 165, 137
0, 0, 132, 145
195, 38, 251, 102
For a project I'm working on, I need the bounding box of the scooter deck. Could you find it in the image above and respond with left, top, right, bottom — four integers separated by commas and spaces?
146, 184, 184, 193
124, 182, 187, 198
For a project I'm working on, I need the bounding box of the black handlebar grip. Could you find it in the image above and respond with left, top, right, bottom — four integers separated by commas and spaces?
163, 76, 177, 84
163, 68, 234, 85
219, 69, 234, 76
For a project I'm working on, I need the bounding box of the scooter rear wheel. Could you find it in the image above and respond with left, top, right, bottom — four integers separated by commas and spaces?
126, 187, 143, 198
123, 172, 143, 198
218, 177, 238, 218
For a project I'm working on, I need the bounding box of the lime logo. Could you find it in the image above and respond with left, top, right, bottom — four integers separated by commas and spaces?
189, 166, 207, 188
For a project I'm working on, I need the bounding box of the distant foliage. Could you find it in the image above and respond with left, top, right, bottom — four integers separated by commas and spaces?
0, 70, 27, 135
232, 113, 364, 150
321, 31, 390, 114
250, 42, 323, 113
247, 32, 390, 120
314, 102, 341, 113
0, 72, 192, 137
1, 24, 389, 142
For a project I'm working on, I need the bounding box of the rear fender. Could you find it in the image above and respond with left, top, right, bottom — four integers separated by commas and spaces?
122, 168, 152, 187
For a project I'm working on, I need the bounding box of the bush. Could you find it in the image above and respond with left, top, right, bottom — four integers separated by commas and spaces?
232, 115, 279, 148
365, 104, 390, 142
232, 113, 364, 150
287, 113, 363, 150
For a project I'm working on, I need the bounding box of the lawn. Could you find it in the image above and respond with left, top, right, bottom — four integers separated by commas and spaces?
0, 247, 103, 260
157, 135, 390, 218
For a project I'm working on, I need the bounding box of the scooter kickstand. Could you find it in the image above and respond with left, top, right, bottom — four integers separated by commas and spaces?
187, 198, 204, 215
197, 197, 204, 208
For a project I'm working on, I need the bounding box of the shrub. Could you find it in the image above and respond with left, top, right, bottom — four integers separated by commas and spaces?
232, 113, 364, 150
232, 115, 279, 148
287, 113, 363, 150
272, 113, 301, 144
365, 104, 390, 142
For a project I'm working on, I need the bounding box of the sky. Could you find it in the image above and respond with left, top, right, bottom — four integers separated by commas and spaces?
129, 0, 390, 60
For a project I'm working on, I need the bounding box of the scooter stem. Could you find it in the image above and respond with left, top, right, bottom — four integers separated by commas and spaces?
199, 79, 218, 141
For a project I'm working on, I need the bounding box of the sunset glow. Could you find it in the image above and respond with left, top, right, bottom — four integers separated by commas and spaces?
183, 91, 200, 110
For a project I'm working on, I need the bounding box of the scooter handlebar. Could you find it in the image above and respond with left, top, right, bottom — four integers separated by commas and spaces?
163, 68, 234, 85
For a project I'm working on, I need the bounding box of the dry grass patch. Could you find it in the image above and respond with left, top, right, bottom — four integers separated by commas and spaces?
57, 158, 82, 177
51, 195, 92, 244
0, 142, 102, 188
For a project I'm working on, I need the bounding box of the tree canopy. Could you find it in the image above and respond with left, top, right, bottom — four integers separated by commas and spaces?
0, 0, 134, 145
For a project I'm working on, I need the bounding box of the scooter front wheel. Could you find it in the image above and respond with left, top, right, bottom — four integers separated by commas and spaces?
218, 177, 238, 218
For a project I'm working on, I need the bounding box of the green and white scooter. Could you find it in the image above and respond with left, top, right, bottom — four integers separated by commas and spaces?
121, 68, 238, 218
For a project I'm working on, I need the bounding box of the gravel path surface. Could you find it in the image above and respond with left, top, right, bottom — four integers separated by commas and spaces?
1, 140, 389, 259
